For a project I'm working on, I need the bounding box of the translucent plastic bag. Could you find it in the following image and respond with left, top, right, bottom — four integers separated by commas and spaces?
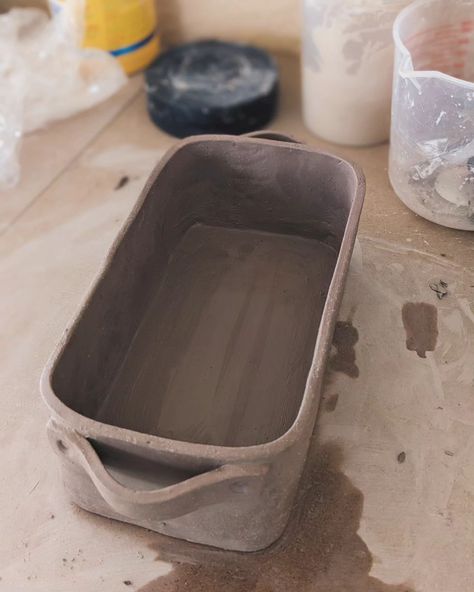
0, 6, 126, 189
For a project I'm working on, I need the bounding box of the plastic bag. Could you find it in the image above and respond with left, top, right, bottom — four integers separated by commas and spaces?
0, 6, 127, 189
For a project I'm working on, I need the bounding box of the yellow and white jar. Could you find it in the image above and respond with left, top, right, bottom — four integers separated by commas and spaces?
50, 0, 160, 74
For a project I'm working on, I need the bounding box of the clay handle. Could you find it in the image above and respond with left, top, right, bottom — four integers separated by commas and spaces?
48, 421, 268, 521
243, 130, 302, 144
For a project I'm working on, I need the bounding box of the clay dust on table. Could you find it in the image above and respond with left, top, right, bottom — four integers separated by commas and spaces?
139, 442, 413, 592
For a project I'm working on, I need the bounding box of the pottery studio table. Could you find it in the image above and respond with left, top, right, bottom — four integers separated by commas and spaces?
1, 56, 474, 592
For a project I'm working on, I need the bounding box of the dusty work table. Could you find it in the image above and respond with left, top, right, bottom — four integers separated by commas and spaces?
1, 56, 473, 592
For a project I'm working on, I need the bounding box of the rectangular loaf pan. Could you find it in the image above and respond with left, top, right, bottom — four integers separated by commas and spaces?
42, 132, 365, 552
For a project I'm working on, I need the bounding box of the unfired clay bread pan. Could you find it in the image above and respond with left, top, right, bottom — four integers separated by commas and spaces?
41, 132, 365, 552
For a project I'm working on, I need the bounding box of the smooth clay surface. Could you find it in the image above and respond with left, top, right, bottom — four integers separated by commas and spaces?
49, 134, 359, 450
97, 224, 336, 446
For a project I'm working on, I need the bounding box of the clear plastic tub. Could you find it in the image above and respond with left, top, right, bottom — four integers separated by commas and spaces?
389, 0, 474, 230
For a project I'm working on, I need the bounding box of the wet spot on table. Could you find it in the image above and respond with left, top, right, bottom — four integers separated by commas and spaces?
329, 321, 359, 378
140, 443, 414, 592
402, 302, 438, 358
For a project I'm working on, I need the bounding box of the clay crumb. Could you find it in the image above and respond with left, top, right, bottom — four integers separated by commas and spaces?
123, 580, 133, 586
429, 280, 448, 300
62, 558, 67, 563
444, 450, 454, 457
115, 175, 130, 191
437, 406, 444, 410
50, 514, 55, 519
440, 253, 447, 257
397, 452, 406, 464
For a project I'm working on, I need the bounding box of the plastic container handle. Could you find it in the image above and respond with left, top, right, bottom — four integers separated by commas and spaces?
48, 421, 268, 521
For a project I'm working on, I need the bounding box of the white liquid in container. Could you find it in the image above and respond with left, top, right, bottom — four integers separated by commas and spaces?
302, 0, 411, 146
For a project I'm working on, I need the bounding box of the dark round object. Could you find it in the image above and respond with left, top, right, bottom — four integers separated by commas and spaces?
145, 40, 279, 138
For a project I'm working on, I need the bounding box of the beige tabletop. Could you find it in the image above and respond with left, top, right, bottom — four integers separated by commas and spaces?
1, 56, 473, 592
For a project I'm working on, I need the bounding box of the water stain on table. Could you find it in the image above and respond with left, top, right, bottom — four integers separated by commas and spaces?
328, 320, 360, 378
402, 302, 438, 359
139, 442, 413, 592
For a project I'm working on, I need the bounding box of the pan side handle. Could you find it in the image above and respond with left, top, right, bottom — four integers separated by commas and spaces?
48, 421, 268, 522
243, 130, 302, 144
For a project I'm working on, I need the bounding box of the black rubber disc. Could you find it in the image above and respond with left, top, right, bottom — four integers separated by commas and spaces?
145, 40, 279, 138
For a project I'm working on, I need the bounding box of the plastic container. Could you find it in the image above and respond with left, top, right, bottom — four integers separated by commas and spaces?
302, 0, 411, 146
389, 0, 474, 230
50, 0, 159, 74
41, 132, 365, 552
